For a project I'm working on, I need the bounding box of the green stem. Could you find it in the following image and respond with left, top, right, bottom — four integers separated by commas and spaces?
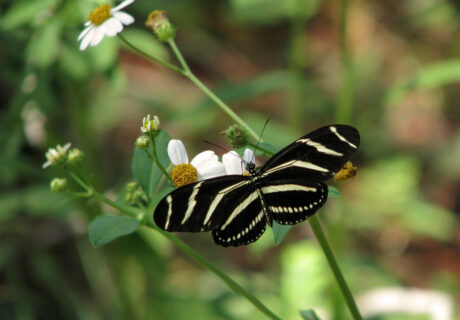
165, 41, 261, 142
117, 34, 184, 74
309, 215, 363, 320
150, 138, 173, 185
142, 219, 281, 320
168, 39, 191, 73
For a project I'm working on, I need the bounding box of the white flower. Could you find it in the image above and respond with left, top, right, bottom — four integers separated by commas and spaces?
168, 140, 226, 186
77, 0, 135, 51
42, 143, 71, 169
222, 148, 255, 175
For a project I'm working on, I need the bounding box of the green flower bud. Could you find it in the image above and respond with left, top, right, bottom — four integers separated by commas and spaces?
125, 181, 139, 192
43, 143, 71, 169
140, 114, 160, 136
145, 10, 176, 42
67, 148, 84, 165
50, 178, 67, 193
225, 124, 250, 148
135, 136, 151, 149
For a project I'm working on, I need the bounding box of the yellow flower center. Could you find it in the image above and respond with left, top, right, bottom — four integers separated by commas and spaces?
171, 164, 198, 187
334, 162, 358, 181
88, 4, 112, 25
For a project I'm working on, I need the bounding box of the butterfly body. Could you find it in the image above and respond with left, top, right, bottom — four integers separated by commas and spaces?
154, 125, 360, 247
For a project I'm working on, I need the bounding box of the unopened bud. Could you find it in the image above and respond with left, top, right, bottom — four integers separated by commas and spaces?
136, 135, 151, 149
225, 124, 250, 148
145, 10, 176, 42
67, 148, 84, 165
50, 178, 67, 193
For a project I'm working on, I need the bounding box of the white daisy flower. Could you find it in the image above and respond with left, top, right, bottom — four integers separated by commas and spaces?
168, 139, 226, 187
222, 148, 255, 176
77, 0, 135, 51
42, 143, 71, 169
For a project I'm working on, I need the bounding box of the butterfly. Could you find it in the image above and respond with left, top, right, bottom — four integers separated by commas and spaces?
153, 125, 360, 247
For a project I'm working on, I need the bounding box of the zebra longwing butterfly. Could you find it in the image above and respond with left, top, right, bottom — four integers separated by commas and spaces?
153, 125, 360, 247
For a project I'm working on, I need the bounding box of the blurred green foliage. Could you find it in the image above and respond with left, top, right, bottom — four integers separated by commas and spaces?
1, 0, 460, 319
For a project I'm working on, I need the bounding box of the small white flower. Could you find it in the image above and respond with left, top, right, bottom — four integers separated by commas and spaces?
77, 0, 135, 51
140, 114, 160, 133
43, 143, 71, 169
168, 139, 226, 186
222, 148, 255, 175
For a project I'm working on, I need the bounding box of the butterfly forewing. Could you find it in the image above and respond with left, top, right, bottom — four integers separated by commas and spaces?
261, 125, 360, 182
154, 175, 252, 232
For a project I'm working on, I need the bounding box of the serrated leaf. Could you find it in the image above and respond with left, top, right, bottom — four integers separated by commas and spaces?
328, 186, 340, 198
272, 221, 291, 245
89, 215, 140, 247
132, 130, 171, 200
300, 309, 321, 320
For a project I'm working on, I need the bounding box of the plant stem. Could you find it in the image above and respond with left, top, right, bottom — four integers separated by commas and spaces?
142, 219, 281, 320
118, 34, 184, 74
150, 138, 173, 185
309, 215, 363, 320
168, 39, 191, 73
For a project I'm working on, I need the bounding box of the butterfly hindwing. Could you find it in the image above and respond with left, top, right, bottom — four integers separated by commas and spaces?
260, 178, 328, 225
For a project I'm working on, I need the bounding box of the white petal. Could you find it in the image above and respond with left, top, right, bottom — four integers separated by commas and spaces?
90, 26, 105, 46
197, 161, 226, 180
62, 143, 71, 152
168, 139, 188, 165
78, 25, 93, 41
103, 17, 123, 37
222, 151, 243, 175
42, 160, 52, 169
244, 148, 255, 164
84, 21, 91, 26
113, 11, 134, 25
191, 150, 217, 167
112, 0, 134, 12
79, 29, 94, 50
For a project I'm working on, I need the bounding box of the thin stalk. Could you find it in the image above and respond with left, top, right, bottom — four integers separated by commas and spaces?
309, 215, 363, 320
143, 219, 281, 320
118, 34, 184, 74
168, 39, 191, 73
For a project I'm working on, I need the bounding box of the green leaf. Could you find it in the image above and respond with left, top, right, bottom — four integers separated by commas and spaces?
328, 186, 340, 198
132, 130, 171, 200
300, 309, 321, 320
272, 221, 291, 245
1, 0, 58, 30
89, 215, 140, 247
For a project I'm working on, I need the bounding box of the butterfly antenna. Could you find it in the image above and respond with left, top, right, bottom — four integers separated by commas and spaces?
250, 119, 270, 164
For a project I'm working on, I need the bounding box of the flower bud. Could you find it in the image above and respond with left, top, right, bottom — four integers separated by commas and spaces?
43, 143, 71, 169
125, 181, 139, 192
145, 10, 176, 42
50, 178, 67, 193
225, 124, 250, 148
135, 135, 151, 149
140, 114, 161, 135
67, 148, 84, 165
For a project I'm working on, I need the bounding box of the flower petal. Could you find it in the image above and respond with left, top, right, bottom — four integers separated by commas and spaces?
168, 139, 188, 165
77, 25, 93, 41
103, 17, 123, 37
191, 150, 217, 167
196, 161, 226, 180
243, 148, 255, 164
90, 26, 105, 46
112, 0, 135, 12
113, 11, 134, 25
222, 151, 243, 175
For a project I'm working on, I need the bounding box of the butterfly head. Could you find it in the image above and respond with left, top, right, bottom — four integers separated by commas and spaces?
246, 162, 256, 176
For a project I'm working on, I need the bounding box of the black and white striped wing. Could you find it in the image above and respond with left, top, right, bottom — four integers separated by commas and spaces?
260, 178, 328, 225
154, 175, 267, 246
260, 125, 360, 182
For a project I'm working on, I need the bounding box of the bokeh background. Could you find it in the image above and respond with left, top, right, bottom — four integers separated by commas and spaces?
1, 0, 460, 319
